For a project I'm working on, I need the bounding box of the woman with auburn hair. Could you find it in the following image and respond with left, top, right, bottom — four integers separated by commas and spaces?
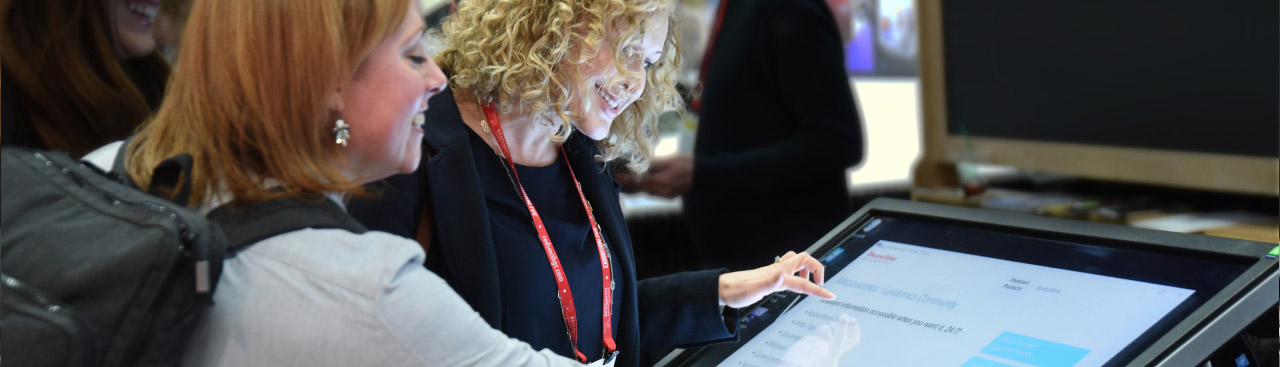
95, 0, 584, 365
1, 0, 170, 157
347, 0, 836, 365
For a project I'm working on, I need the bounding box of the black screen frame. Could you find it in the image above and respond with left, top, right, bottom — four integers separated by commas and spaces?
663, 198, 1278, 367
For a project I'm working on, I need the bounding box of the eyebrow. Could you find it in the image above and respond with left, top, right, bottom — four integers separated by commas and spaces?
402, 26, 427, 47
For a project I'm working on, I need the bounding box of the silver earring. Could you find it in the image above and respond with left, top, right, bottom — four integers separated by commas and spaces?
333, 118, 350, 147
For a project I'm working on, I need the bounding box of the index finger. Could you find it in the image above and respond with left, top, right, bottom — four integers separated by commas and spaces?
810, 256, 826, 286
782, 274, 836, 300
786, 252, 826, 286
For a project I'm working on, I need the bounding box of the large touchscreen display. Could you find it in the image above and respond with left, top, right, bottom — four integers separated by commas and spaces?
719, 240, 1195, 367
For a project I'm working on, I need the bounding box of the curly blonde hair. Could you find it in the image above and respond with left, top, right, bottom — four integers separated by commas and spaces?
434, 0, 682, 173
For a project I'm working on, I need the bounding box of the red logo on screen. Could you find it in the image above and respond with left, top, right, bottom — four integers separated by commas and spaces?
867, 251, 897, 262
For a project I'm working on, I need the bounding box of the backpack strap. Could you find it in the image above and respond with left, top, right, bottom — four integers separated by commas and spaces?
112, 139, 364, 254
207, 194, 368, 254
146, 155, 194, 207
111, 137, 194, 207
111, 138, 134, 185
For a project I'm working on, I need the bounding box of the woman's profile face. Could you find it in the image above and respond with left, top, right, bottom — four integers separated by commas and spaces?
567, 18, 668, 141
111, 0, 159, 58
341, 1, 448, 182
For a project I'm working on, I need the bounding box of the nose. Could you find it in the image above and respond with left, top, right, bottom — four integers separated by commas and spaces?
622, 70, 646, 100
421, 57, 448, 108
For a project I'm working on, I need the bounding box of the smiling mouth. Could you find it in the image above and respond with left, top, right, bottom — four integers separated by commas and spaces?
127, 1, 159, 22
412, 113, 425, 130
595, 82, 624, 112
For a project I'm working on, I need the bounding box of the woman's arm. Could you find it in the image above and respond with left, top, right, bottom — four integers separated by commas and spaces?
378, 248, 583, 367
634, 252, 833, 349
636, 269, 740, 349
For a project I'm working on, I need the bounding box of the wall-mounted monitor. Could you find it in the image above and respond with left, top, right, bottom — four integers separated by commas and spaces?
915, 0, 1279, 196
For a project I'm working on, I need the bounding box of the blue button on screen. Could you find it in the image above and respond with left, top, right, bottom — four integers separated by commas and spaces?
979, 332, 1090, 367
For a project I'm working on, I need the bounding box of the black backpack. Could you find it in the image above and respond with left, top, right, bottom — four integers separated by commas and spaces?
0, 147, 366, 367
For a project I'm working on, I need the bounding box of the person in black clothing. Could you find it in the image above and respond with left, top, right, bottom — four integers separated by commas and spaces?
347, 0, 840, 365
1, 0, 170, 157
620, 0, 865, 271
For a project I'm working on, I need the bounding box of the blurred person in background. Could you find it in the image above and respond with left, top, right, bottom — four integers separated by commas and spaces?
346, 0, 837, 365
1, 0, 170, 157
621, 0, 865, 271
153, 0, 192, 63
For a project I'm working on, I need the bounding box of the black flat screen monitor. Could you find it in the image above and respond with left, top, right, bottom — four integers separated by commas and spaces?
917, 0, 1279, 196
663, 199, 1278, 367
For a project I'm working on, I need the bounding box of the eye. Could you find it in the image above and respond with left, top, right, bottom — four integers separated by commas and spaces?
643, 60, 655, 70
406, 38, 430, 67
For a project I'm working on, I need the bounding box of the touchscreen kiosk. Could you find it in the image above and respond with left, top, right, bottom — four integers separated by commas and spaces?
660, 199, 1278, 367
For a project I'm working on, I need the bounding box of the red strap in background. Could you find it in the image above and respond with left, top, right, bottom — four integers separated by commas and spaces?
692, 0, 731, 111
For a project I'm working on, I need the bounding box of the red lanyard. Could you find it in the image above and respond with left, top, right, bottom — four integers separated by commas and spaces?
482, 104, 617, 363
692, 0, 730, 111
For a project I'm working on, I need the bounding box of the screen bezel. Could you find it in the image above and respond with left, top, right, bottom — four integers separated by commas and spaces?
662, 198, 1278, 366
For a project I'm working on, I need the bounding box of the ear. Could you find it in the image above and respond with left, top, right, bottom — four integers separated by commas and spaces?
328, 89, 345, 117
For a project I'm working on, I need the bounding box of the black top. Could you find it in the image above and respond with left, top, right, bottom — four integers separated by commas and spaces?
467, 131, 621, 357
347, 88, 739, 367
687, 0, 866, 270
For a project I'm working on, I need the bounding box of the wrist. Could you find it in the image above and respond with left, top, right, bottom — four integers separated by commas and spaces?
718, 273, 729, 307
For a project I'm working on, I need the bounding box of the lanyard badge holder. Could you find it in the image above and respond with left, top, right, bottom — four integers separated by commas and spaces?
483, 103, 620, 364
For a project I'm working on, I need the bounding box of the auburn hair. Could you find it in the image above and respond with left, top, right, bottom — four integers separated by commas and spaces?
1, 0, 170, 157
126, 0, 410, 205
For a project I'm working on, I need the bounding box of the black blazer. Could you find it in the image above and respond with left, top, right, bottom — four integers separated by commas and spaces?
348, 89, 738, 366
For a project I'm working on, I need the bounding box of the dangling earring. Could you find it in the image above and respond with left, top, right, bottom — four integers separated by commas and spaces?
333, 118, 350, 147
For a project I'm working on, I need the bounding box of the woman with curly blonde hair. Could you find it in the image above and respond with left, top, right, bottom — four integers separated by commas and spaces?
348, 0, 835, 365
